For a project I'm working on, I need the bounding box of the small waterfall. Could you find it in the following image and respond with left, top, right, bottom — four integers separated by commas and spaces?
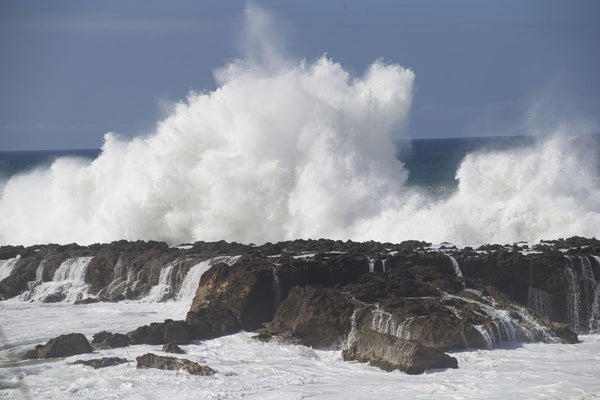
443, 291, 559, 349
35, 261, 45, 282
473, 325, 494, 349
175, 255, 241, 303
459, 332, 469, 348
382, 259, 387, 273
272, 268, 282, 310
142, 262, 177, 302
371, 304, 393, 333
370, 304, 412, 340
590, 285, 600, 333
26, 260, 46, 292
23, 257, 93, 303
346, 308, 359, 349
563, 256, 600, 333
527, 287, 553, 317
175, 260, 211, 302
590, 255, 600, 333
96, 256, 129, 300
447, 256, 463, 278
394, 318, 414, 340
368, 258, 375, 273
0, 255, 21, 281
564, 257, 580, 332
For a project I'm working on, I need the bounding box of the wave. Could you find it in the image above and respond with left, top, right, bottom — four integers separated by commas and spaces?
0, 10, 598, 246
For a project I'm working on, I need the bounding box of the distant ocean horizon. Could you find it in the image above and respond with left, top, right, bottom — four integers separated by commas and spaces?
0, 133, 599, 246
2, 134, 596, 194
0, 135, 541, 193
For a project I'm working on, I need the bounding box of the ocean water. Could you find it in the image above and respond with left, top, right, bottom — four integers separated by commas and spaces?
1, 299, 600, 399
1, 7, 600, 397
0, 135, 532, 198
2, 132, 598, 247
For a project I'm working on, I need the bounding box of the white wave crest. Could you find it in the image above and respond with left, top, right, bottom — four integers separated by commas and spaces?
364, 134, 600, 245
0, 9, 598, 246
0, 54, 415, 245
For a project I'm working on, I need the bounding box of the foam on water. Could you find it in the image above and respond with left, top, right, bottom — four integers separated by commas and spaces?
1, 301, 599, 399
0, 7, 597, 247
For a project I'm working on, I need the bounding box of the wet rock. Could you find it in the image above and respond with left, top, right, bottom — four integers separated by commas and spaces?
185, 252, 372, 339
136, 353, 215, 375
127, 320, 192, 345
73, 357, 128, 369
342, 329, 458, 374
74, 297, 99, 305
92, 331, 131, 349
264, 286, 354, 348
186, 257, 277, 338
162, 343, 185, 354
546, 321, 579, 344
24, 333, 92, 359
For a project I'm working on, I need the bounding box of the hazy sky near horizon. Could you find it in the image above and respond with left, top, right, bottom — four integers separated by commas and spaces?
1, 0, 599, 150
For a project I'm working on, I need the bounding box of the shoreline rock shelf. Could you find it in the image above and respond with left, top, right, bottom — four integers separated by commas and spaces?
7, 237, 600, 373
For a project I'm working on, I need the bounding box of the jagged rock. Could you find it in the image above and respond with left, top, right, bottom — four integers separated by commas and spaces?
73, 357, 128, 369
1, 238, 596, 335
1, 236, 592, 375
162, 343, 185, 354
24, 333, 92, 359
127, 320, 192, 345
92, 331, 131, 349
264, 286, 354, 348
136, 353, 215, 375
185, 253, 371, 339
186, 257, 276, 338
342, 329, 458, 374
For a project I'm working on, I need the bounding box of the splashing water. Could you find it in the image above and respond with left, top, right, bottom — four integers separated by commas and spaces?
0, 8, 598, 247
21, 257, 93, 303
0, 255, 20, 281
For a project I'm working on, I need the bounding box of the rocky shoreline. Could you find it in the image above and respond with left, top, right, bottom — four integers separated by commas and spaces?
2, 237, 599, 374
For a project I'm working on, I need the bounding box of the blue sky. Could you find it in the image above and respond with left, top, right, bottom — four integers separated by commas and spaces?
1, 0, 599, 150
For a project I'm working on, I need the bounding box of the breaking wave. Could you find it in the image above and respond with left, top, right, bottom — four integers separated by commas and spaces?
0, 8, 598, 246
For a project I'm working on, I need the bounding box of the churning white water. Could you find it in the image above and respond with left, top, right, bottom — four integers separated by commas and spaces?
19, 257, 93, 303
0, 301, 599, 400
0, 7, 597, 247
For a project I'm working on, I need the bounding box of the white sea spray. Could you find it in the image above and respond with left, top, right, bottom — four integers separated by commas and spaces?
0, 7, 598, 247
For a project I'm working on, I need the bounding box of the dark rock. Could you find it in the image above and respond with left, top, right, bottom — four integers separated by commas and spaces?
546, 321, 579, 344
74, 298, 99, 305
127, 320, 192, 345
92, 331, 131, 349
264, 286, 354, 348
73, 357, 128, 369
23, 333, 92, 359
41, 293, 65, 303
185, 252, 372, 339
136, 353, 215, 375
252, 332, 272, 342
186, 257, 276, 338
162, 343, 185, 354
342, 329, 458, 374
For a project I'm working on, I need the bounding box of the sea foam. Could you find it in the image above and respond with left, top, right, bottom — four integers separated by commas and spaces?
0, 8, 598, 247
